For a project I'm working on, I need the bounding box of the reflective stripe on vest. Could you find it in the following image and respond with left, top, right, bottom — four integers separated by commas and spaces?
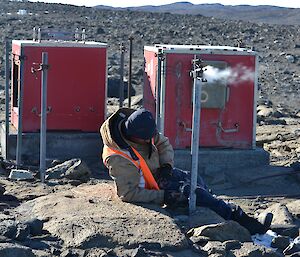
102, 145, 159, 190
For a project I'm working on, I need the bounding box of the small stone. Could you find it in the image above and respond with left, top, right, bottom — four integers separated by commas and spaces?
0, 243, 35, 257
0, 185, 5, 195
271, 235, 291, 249
24, 219, 44, 236
224, 240, 241, 250
0, 203, 9, 211
286, 55, 295, 63
271, 224, 299, 238
9, 169, 34, 181
15, 223, 29, 241
202, 241, 226, 256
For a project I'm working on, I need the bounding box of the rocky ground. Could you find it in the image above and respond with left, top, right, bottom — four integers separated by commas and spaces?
0, 1, 299, 257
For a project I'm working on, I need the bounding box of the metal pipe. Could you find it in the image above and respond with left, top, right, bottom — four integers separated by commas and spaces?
128, 36, 133, 108
156, 49, 163, 131
16, 48, 25, 166
39, 52, 49, 183
4, 40, 10, 160
119, 43, 125, 108
159, 55, 167, 134
189, 56, 203, 213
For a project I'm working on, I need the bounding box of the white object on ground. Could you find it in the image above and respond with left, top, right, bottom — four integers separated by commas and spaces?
252, 230, 277, 249
9, 169, 34, 181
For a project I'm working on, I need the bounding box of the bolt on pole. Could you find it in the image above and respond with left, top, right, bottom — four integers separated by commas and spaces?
119, 43, 125, 108
39, 52, 49, 183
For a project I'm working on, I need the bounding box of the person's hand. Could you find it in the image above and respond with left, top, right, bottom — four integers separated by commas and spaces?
163, 190, 188, 208
157, 164, 173, 179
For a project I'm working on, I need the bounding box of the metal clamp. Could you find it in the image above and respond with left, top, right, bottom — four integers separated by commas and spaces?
31, 62, 50, 79
189, 58, 207, 82
217, 122, 239, 133
179, 121, 192, 132
155, 49, 165, 61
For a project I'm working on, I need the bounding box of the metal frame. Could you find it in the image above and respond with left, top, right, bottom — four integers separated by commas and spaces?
145, 45, 256, 56
159, 55, 167, 134
252, 55, 259, 149
104, 46, 108, 119
16, 46, 25, 165
12, 40, 107, 48
39, 52, 49, 183
4, 40, 10, 160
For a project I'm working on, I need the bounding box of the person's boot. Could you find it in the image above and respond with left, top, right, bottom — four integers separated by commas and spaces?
231, 206, 273, 235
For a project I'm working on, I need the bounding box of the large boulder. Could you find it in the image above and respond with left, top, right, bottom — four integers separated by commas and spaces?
188, 221, 252, 243
286, 200, 300, 217
46, 159, 91, 182
15, 183, 188, 251
0, 243, 35, 257
232, 242, 283, 257
188, 207, 225, 228
260, 203, 294, 225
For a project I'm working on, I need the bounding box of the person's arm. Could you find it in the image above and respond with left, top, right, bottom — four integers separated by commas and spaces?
154, 133, 174, 167
107, 155, 164, 204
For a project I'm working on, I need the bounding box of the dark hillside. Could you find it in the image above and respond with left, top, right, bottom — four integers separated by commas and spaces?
0, 1, 299, 113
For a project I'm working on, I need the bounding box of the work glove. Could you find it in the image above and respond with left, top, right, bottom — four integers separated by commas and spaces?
157, 164, 177, 190
157, 164, 173, 179
163, 190, 188, 208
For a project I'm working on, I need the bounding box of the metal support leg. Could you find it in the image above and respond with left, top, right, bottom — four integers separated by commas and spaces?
39, 53, 49, 183
128, 36, 133, 108
189, 56, 206, 213
16, 49, 25, 166
119, 43, 125, 108
4, 40, 10, 160
156, 49, 164, 132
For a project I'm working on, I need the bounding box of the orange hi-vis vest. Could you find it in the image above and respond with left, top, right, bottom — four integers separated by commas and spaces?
102, 145, 160, 190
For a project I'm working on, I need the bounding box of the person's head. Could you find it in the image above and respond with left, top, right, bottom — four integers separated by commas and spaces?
122, 109, 157, 144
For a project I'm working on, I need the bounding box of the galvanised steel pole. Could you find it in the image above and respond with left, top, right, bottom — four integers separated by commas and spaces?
155, 49, 163, 131
189, 56, 203, 213
128, 36, 133, 108
4, 40, 10, 160
16, 46, 25, 166
119, 43, 125, 108
39, 52, 49, 183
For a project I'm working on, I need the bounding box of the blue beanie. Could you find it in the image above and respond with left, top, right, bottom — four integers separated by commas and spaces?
123, 109, 156, 140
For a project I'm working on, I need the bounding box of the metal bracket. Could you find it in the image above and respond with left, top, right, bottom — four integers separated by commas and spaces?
31, 106, 52, 117
189, 58, 207, 82
31, 62, 50, 79
179, 121, 192, 132
217, 122, 239, 133
155, 49, 165, 61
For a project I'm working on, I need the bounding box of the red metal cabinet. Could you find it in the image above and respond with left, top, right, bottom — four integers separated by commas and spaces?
144, 45, 258, 149
11, 40, 107, 132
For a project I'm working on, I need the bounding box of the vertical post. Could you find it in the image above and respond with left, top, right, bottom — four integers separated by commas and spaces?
119, 43, 125, 108
128, 36, 133, 108
189, 56, 203, 213
16, 48, 25, 166
156, 49, 163, 131
4, 40, 10, 160
39, 52, 48, 183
